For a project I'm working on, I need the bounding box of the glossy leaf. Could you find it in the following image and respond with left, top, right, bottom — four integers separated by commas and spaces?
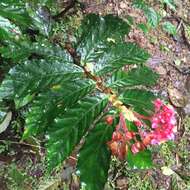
77, 123, 114, 190
77, 14, 131, 66
96, 43, 150, 75
0, 15, 21, 40
120, 89, 156, 115
0, 1, 32, 28
26, 5, 52, 36
23, 80, 96, 139
0, 58, 83, 100
108, 66, 158, 89
47, 96, 108, 170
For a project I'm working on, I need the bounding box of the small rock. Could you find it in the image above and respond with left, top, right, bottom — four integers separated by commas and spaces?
185, 76, 190, 93
156, 65, 167, 75
183, 103, 190, 116
168, 88, 187, 107
116, 177, 128, 189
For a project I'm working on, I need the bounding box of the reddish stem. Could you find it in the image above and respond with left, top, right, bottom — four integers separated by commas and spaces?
133, 112, 151, 121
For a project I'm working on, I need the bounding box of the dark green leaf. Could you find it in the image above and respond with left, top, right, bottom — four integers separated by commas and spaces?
23, 80, 96, 139
0, 1, 32, 28
27, 5, 52, 36
108, 66, 158, 89
0, 58, 83, 100
0, 15, 21, 40
47, 96, 108, 170
77, 123, 114, 190
97, 43, 150, 75
77, 14, 131, 66
120, 89, 155, 115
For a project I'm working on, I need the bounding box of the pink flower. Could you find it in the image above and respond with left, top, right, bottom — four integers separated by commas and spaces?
154, 99, 163, 111
149, 99, 176, 144
131, 143, 140, 154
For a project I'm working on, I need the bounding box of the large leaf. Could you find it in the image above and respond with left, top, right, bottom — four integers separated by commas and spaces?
0, 15, 21, 40
47, 96, 108, 170
120, 89, 156, 115
26, 4, 52, 36
126, 149, 153, 169
0, 1, 32, 28
23, 79, 96, 139
108, 66, 158, 89
96, 43, 150, 75
0, 58, 83, 100
76, 14, 131, 66
0, 37, 68, 61
77, 123, 114, 190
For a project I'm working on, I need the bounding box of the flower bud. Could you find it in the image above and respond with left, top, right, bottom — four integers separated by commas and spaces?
112, 131, 122, 141
125, 131, 134, 140
105, 115, 114, 125
131, 143, 140, 154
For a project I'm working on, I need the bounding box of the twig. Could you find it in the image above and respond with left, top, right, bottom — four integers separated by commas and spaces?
0, 139, 45, 150
52, 0, 77, 21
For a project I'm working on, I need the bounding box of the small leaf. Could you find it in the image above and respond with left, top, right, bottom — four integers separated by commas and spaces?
0, 111, 12, 134
137, 23, 149, 33
77, 123, 114, 190
126, 149, 153, 169
133, 0, 160, 28
162, 0, 176, 10
162, 22, 177, 36
145, 8, 160, 28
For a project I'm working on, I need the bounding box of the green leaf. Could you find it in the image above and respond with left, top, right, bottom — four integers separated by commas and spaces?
145, 8, 160, 28
0, 1, 32, 28
120, 89, 156, 115
0, 58, 83, 100
0, 111, 12, 134
97, 43, 150, 75
0, 15, 21, 40
108, 66, 158, 89
27, 5, 52, 36
77, 14, 131, 66
23, 80, 96, 139
133, 0, 160, 28
47, 96, 108, 170
126, 149, 153, 169
77, 123, 114, 190
137, 23, 149, 33
162, 21, 177, 36
162, 0, 176, 10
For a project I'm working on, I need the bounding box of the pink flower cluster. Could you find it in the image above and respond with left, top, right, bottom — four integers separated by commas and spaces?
143, 99, 177, 145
